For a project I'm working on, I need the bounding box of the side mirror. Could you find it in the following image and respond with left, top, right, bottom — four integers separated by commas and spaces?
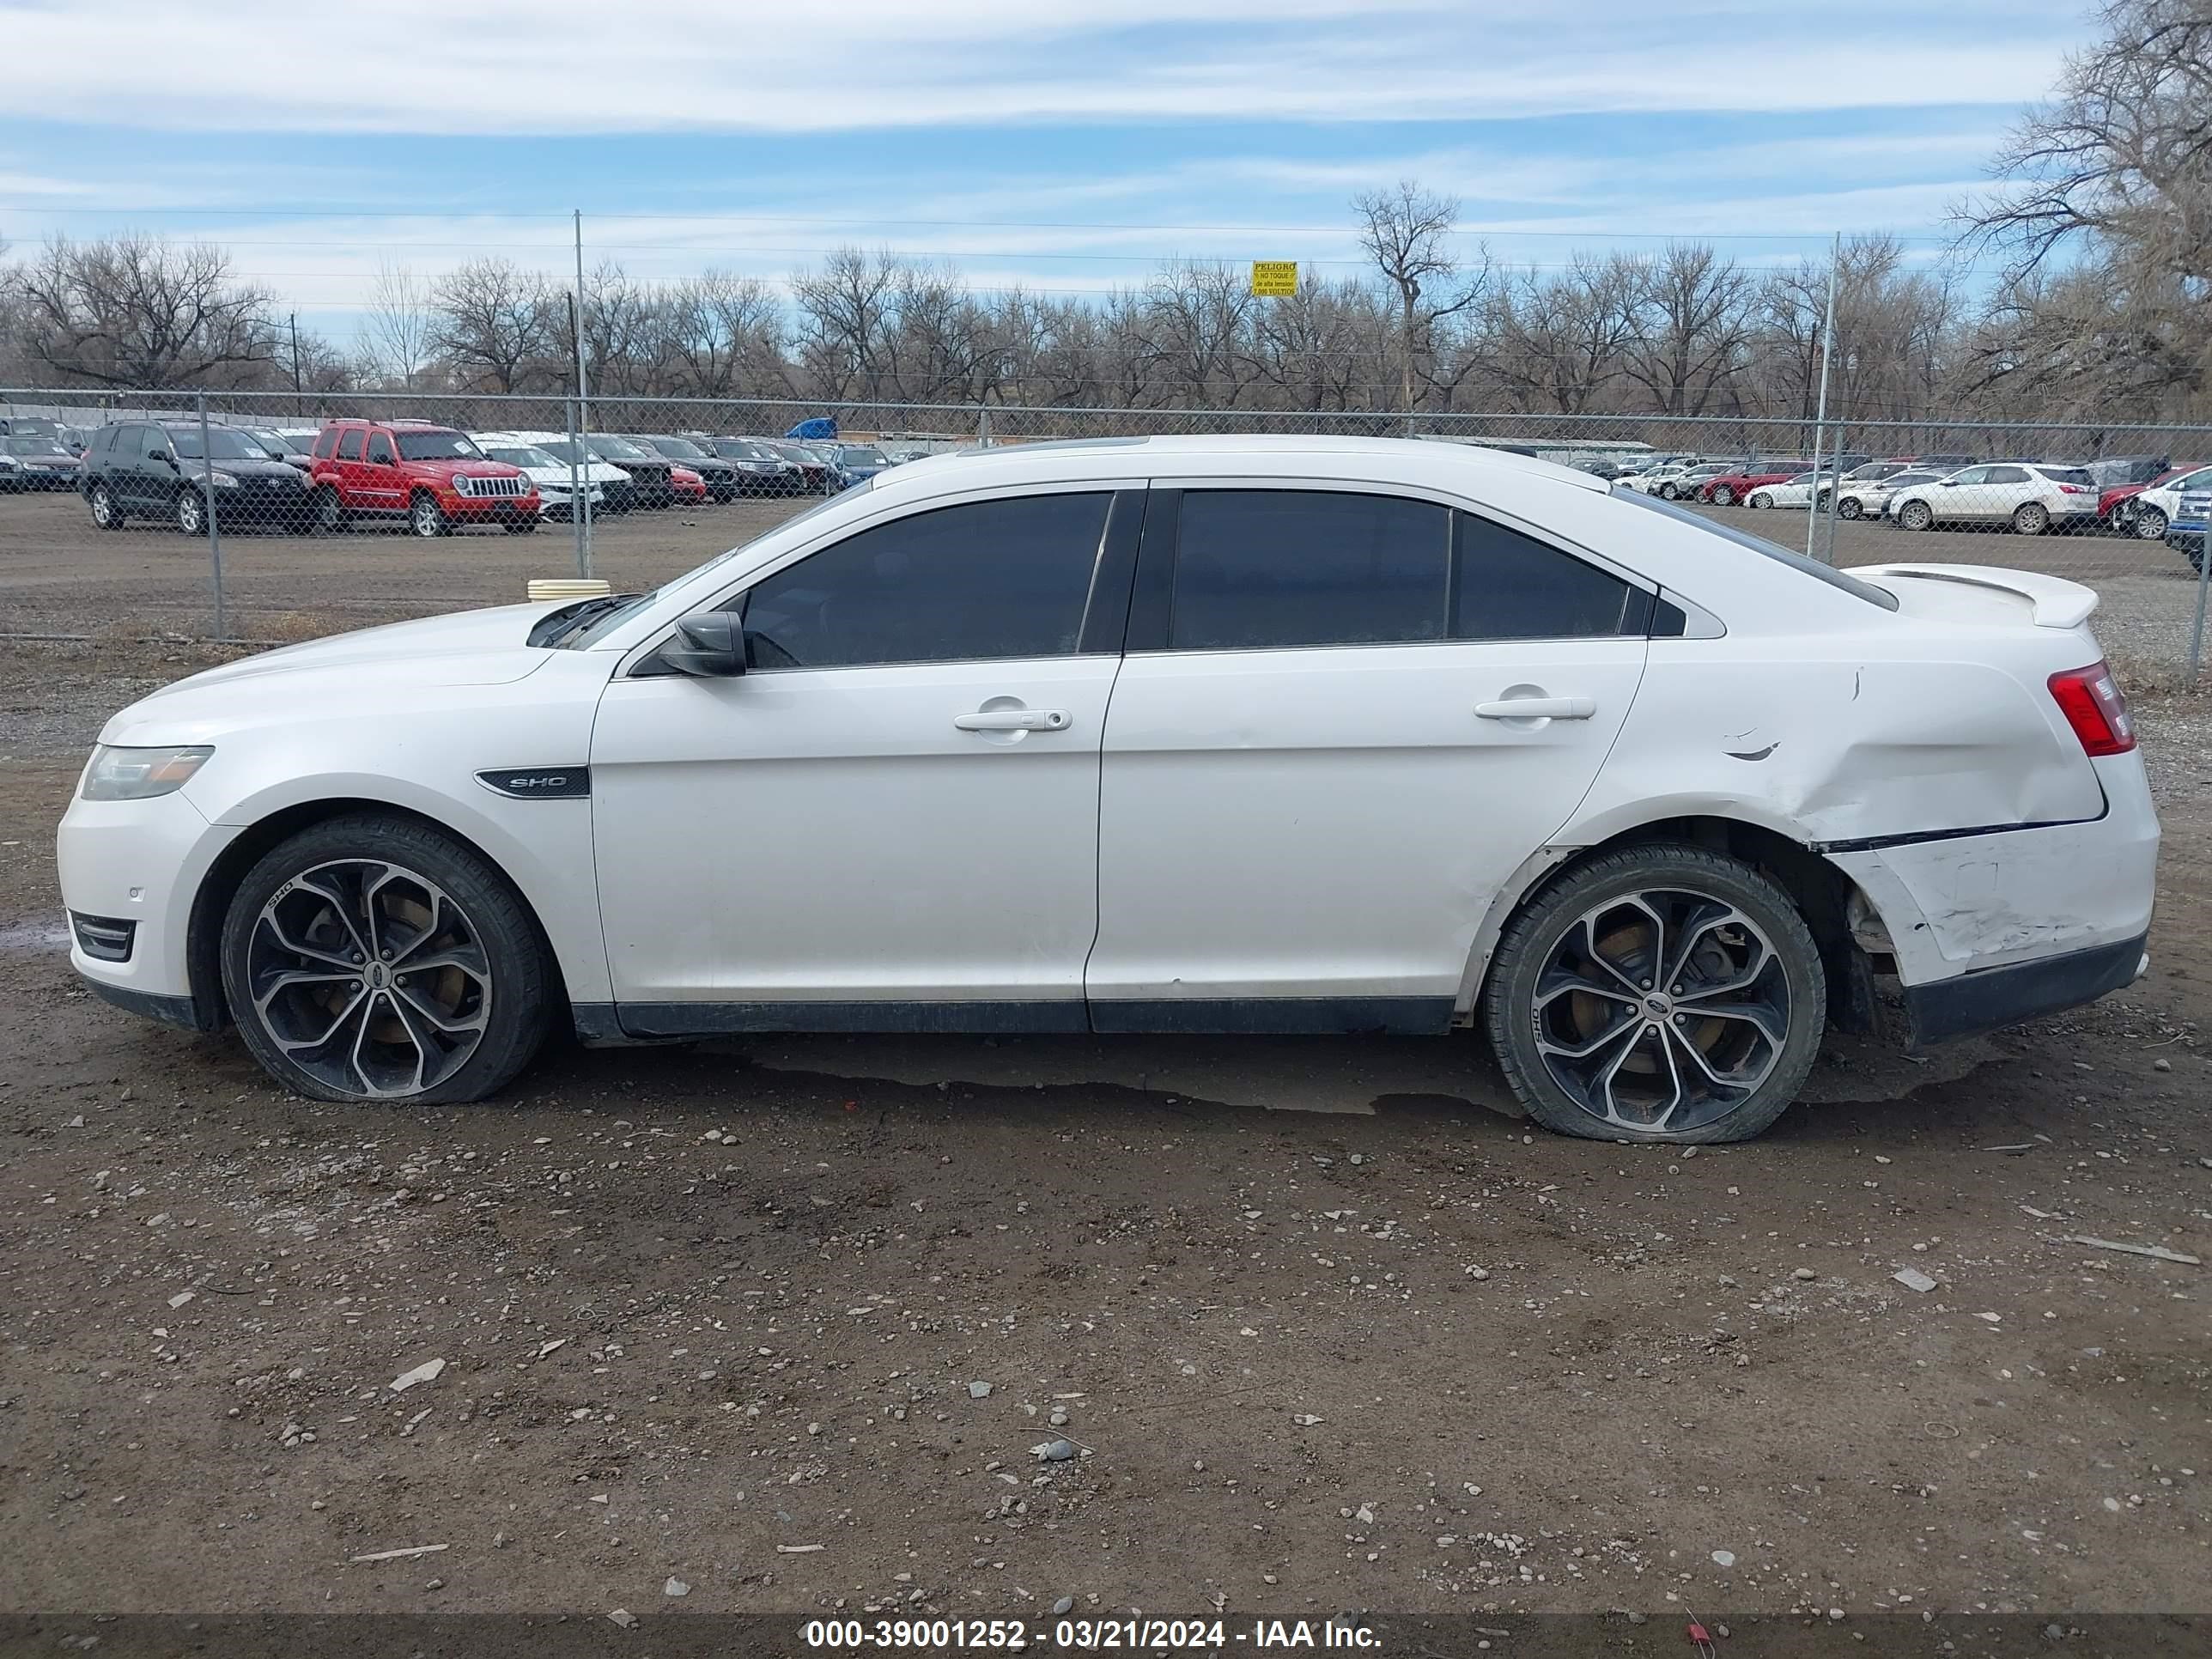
659, 612, 748, 678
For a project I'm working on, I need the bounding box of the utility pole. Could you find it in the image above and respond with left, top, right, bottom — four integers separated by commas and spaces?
1805, 234, 1838, 562
572, 209, 592, 578
289, 312, 303, 417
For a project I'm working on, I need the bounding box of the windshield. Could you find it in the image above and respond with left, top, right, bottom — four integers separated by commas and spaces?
488, 446, 558, 469
258, 431, 309, 454
4, 437, 63, 455
390, 429, 482, 461
647, 435, 708, 459
590, 434, 653, 461
838, 446, 888, 466
170, 427, 273, 461
1611, 486, 1899, 610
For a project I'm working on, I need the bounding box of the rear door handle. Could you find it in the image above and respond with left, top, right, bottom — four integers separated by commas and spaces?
1475, 696, 1596, 721
954, 708, 1072, 732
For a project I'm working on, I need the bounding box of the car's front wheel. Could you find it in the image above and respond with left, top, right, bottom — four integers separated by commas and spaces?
220, 815, 553, 1103
1898, 499, 1935, 532
409, 493, 448, 538
1747, 491, 1771, 509
1709, 483, 1736, 506
2135, 506, 2168, 540
174, 487, 207, 536
1484, 843, 1826, 1144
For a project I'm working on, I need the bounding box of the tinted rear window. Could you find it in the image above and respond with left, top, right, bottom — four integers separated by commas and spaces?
1170, 490, 1449, 650
1610, 487, 1899, 610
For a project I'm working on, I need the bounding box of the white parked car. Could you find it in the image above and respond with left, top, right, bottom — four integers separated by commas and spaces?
472, 435, 606, 521
1744, 471, 1826, 509
1834, 469, 1949, 520
1887, 462, 2102, 534
475, 431, 627, 518
2118, 463, 2212, 542
56, 437, 2156, 1145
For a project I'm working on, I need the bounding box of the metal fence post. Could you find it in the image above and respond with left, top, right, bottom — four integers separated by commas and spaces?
2189, 543, 2210, 687
565, 394, 586, 580
976, 405, 992, 449
195, 391, 228, 641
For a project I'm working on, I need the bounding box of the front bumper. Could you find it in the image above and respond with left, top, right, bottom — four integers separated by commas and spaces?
58, 783, 240, 1028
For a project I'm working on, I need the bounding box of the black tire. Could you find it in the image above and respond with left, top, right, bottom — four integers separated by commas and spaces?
88, 482, 126, 530
2013, 501, 2050, 537
1899, 499, 1934, 532
1484, 843, 1826, 1145
1837, 495, 1863, 520
219, 813, 553, 1104
313, 486, 348, 532
174, 488, 206, 536
409, 491, 447, 538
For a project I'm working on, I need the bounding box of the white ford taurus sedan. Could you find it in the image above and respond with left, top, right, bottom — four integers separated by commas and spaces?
57, 436, 2158, 1144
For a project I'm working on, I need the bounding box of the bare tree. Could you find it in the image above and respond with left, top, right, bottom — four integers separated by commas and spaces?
1620, 245, 1754, 415
360, 259, 438, 391
793, 247, 900, 399
8, 234, 278, 387
431, 258, 558, 393
1486, 255, 1643, 414
1352, 181, 1491, 416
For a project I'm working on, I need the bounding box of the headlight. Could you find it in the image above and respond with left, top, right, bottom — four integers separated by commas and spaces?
82, 744, 214, 801
208, 470, 239, 488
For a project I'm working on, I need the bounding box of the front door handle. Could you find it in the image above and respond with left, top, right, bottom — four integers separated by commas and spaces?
1475, 696, 1596, 721
954, 708, 1072, 732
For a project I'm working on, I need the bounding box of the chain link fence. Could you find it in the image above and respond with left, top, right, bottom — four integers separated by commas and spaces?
4, 386, 2209, 681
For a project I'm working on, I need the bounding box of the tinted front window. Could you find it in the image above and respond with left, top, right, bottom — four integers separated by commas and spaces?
1170, 489, 1449, 650
1454, 514, 1630, 640
741, 492, 1109, 670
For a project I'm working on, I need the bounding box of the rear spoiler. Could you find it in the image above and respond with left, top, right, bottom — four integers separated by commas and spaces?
1852, 562, 2099, 629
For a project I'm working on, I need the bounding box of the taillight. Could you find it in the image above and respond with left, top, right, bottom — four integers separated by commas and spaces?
2048, 660, 2136, 756
2057, 483, 2092, 494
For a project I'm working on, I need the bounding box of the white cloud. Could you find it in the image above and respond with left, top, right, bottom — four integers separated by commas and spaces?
0, 0, 2079, 133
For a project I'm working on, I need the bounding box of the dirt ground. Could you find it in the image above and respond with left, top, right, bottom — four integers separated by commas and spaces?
0, 489, 2209, 1644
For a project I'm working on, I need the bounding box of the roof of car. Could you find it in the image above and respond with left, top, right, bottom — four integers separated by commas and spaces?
894, 434, 1612, 495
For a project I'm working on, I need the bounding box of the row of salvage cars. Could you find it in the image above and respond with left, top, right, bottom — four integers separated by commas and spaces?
1613, 454, 2209, 568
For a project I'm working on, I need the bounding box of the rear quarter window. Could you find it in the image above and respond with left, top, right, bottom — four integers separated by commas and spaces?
1609, 486, 1899, 611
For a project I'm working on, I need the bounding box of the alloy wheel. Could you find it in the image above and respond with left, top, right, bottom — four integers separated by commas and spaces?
1530, 889, 1790, 1135
2136, 507, 2168, 540
90, 485, 113, 527
244, 859, 493, 1099
410, 495, 444, 538
176, 489, 204, 535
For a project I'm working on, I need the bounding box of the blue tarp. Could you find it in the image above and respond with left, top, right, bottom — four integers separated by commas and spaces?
785, 417, 838, 440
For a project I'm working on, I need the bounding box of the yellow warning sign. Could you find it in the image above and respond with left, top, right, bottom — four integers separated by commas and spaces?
1249, 261, 1299, 298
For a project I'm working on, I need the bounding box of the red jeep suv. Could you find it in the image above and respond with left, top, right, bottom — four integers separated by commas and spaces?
308, 419, 540, 537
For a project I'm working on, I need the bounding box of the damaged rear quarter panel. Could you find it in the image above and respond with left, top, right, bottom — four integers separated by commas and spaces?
1565, 649, 2106, 848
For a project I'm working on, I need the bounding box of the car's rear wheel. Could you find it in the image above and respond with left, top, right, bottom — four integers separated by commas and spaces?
174, 488, 206, 536
1837, 495, 1863, 520
1710, 483, 1736, 506
409, 492, 447, 538
89, 483, 125, 530
2135, 506, 2168, 540
1485, 844, 1825, 1145
1899, 500, 1934, 532
2013, 501, 2051, 536
220, 815, 552, 1104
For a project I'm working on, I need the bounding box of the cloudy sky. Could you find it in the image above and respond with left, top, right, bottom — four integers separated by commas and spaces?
0, 0, 2089, 336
